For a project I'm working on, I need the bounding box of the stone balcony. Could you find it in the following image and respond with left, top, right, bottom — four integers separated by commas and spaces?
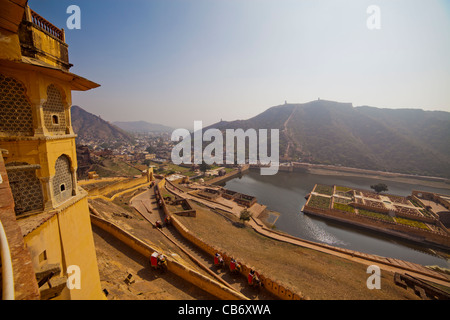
18, 6, 71, 71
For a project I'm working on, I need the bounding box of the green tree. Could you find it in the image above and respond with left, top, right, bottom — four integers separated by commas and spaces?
239, 209, 252, 224
370, 183, 388, 193
199, 161, 211, 173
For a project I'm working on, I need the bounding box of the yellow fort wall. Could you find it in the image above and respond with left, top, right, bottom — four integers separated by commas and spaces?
1, 138, 77, 175
0, 66, 74, 139
0, 5, 106, 300
23, 195, 105, 300
90, 214, 247, 300
28, 28, 69, 69
86, 173, 151, 198
0, 29, 22, 61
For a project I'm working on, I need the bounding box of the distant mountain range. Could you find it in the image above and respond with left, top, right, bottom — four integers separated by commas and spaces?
71, 101, 450, 178
71, 105, 135, 146
113, 121, 173, 133
71, 106, 173, 148
207, 100, 450, 178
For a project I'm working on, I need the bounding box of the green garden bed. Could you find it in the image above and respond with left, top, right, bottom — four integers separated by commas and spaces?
314, 184, 334, 196
335, 186, 353, 192
394, 217, 429, 230
333, 203, 355, 213
358, 209, 394, 222
307, 195, 331, 209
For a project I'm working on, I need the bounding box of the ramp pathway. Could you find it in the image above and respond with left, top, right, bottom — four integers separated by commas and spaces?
130, 188, 278, 300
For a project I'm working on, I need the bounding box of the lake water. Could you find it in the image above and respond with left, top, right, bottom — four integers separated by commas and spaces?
223, 169, 450, 268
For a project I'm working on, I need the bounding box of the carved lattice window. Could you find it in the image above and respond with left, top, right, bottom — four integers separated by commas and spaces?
0, 74, 34, 136
43, 85, 67, 134
52, 155, 73, 204
6, 162, 44, 215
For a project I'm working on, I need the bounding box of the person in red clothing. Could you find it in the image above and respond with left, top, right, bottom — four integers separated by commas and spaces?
248, 269, 262, 288
214, 252, 224, 266
229, 259, 236, 273
150, 252, 159, 269
248, 269, 255, 285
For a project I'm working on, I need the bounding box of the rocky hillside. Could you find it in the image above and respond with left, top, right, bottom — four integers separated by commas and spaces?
207, 100, 450, 178
71, 105, 135, 147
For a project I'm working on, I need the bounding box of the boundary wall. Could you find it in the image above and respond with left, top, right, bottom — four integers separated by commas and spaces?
86, 176, 148, 197
90, 214, 248, 300
83, 170, 153, 198
156, 178, 306, 300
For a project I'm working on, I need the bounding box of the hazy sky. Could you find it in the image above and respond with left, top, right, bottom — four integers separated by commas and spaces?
29, 0, 450, 128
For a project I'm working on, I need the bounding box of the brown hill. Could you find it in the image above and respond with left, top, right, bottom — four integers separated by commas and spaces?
71, 105, 135, 147
207, 100, 450, 178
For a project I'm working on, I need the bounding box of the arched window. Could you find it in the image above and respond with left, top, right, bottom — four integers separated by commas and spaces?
52, 155, 73, 204
0, 74, 34, 136
43, 84, 67, 134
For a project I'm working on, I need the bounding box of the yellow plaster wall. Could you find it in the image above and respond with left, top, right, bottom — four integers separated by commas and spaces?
0, 28, 22, 61
55, 197, 104, 299
86, 175, 149, 197
1, 137, 77, 177
24, 196, 105, 300
0, 67, 74, 141
23, 212, 62, 271
1, 18, 104, 300
29, 27, 68, 69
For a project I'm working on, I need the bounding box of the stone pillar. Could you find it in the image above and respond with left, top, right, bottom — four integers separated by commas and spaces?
28, 75, 49, 137
64, 89, 75, 136
40, 176, 55, 210
71, 167, 78, 196
34, 103, 49, 137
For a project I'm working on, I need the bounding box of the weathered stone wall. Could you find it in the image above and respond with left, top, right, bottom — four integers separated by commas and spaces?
169, 213, 304, 300
157, 178, 305, 300
86, 174, 150, 198
90, 214, 248, 300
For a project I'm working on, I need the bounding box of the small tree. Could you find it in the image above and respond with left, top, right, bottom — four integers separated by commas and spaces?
370, 183, 388, 194
239, 209, 252, 224
199, 161, 211, 173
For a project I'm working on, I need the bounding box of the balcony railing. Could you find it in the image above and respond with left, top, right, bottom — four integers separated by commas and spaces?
19, 6, 70, 70
29, 9, 65, 42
